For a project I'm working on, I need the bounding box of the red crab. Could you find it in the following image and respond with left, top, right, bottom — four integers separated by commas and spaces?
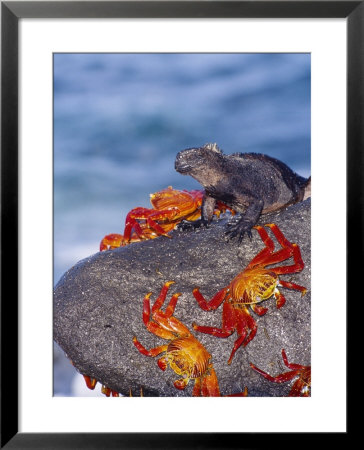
192, 223, 307, 364
250, 349, 311, 396
83, 375, 145, 397
100, 186, 235, 251
83, 374, 97, 390
82, 375, 120, 397
132, 281, 246, 397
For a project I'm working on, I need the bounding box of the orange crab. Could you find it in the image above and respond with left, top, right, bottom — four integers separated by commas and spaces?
99, 226, 158, 251
123, 187, 204, 241
132, 281, 246, 397
250, 349, 311, 397
192, 223, 307, 364
100, 186, 234, 251
100, 187, 202, 251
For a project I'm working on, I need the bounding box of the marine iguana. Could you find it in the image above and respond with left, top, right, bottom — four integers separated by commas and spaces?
175, 143, 310, 242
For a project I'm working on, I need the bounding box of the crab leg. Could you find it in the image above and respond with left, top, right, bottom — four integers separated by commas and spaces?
129, 388, 144, 397
224, 386, 249, 397
249, 363, 299, 383
267, 244, 304, 274
194, 377, 248, 396
227, 334, 249, 365
101, 385, 120, 397
227, 307, 257, 364
258, 224, 305, 272
83, 375, 97, 390
253, 225, 276, 250
141, 283, 190, 339
255, 246, 295, 268
153, 313, 191, 337
123, 209, 146, 241
163, 294, 182, 318
247, 223, 298, 269
249, 224, 305, 273
274, 289, 286, 309
249, 248, 298, 274
192, 287, 228, 311
281, 349, 306, 370
250, 303, 268, 316
150, 281, 176, 315
191, 322, 235, 338
250, 349, 310, 396
249, 239, 298, 270
265, 223, 294, 248
192, 301, 236, 338
142, 293, 177, 340
123, 208, 168, 240
245, 225, 277, 269
192, 377, 202, 396
278, 280, 307, 296
193, 302, 256, 364
124, 207, 179, 241
145, 216, 173, 237
200, 367, 221, 397
192, 367, 221, 397
132, 337, 168, 357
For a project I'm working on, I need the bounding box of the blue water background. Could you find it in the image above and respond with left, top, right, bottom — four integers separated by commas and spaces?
54, 53, 311, 395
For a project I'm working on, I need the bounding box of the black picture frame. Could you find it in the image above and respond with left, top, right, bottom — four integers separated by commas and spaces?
1, 1, 358, 448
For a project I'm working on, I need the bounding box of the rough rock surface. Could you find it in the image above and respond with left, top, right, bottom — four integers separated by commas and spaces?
54, 199, 311, 397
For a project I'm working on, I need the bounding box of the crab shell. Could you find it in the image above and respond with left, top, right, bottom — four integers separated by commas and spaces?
159, 336, 212, 385
150, 186, 203, 222
229, 267, 279, 306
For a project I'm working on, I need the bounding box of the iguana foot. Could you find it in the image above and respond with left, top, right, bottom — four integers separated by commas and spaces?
225, 218, 253, 243
177, 218, 209, 231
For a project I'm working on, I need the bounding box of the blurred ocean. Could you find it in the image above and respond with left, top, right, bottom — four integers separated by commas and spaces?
53, 53, 311, 396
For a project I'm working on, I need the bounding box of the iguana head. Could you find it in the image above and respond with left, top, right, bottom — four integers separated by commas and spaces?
175, 143, 223, 176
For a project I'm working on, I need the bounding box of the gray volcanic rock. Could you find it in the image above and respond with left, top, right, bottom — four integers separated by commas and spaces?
54, 199, 311, 397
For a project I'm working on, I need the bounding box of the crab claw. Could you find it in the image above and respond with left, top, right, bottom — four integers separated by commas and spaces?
99, 233, 127, 251
174, 378, 189, 390
157, 357, 168, 371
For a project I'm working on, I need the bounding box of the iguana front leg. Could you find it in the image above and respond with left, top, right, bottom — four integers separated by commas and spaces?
177, 194, 216, 230
225, 198, 264, 242
201, 195, 217, 223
